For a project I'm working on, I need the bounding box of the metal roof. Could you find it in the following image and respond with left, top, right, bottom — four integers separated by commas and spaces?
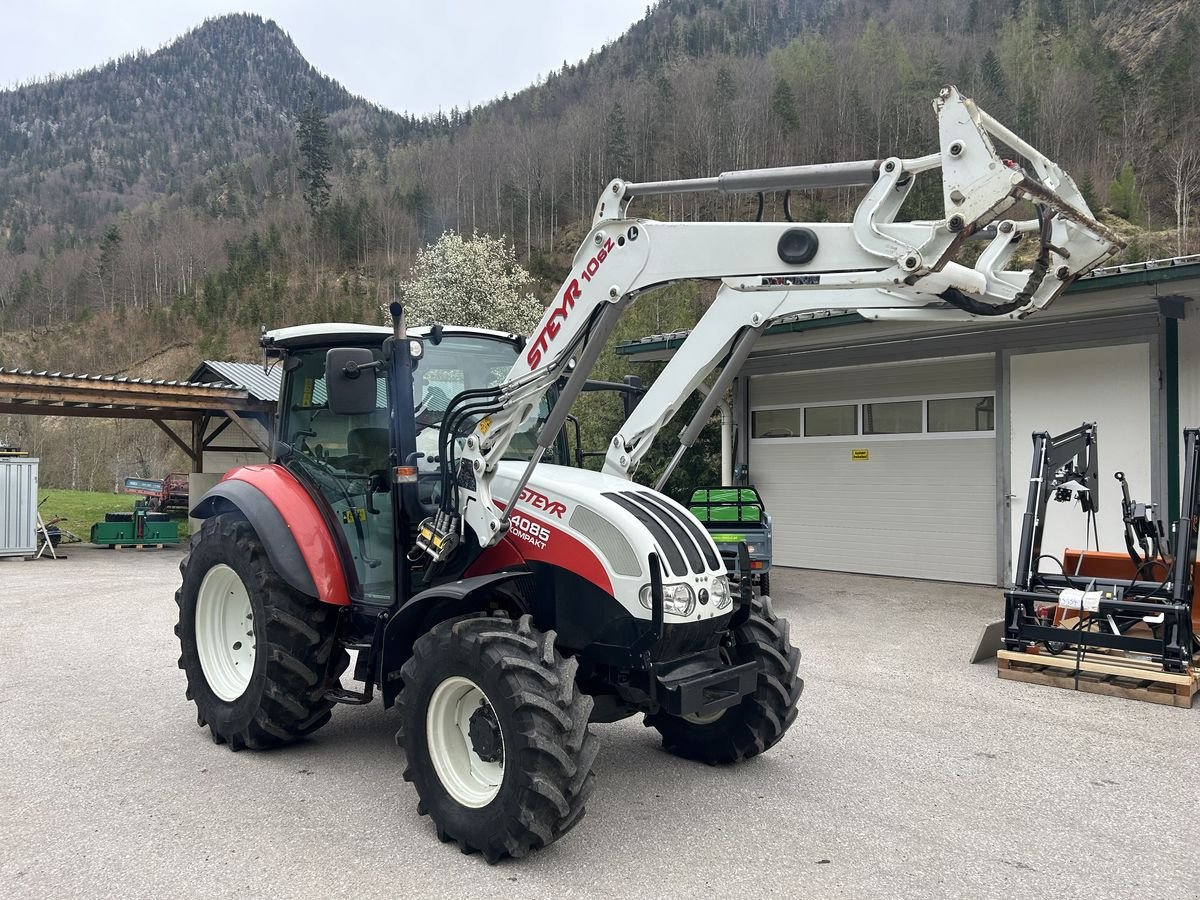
617, 255, 1200, 356
190, 361, 282, 402
0, 366, 271, 428
0, 366, 239, 391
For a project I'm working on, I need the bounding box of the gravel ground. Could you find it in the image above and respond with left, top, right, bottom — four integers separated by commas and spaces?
1, 546, 1197, 899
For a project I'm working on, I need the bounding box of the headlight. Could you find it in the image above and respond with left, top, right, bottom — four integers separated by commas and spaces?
710, 574, 733, 610
638, 582, 696, 616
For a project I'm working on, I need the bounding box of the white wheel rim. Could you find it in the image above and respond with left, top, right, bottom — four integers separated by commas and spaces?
195, 564, 256, 702
426, 676, 504, 808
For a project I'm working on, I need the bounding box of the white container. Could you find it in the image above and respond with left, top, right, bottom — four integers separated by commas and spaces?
0, 457, 38, 557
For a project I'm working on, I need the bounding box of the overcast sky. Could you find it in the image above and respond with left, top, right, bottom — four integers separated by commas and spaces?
0, 0, 649, 115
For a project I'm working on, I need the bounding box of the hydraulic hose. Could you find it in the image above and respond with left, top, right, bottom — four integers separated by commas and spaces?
939, 204, 1053, 317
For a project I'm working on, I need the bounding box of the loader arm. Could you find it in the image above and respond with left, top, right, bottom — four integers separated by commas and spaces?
416, 86, 1122, 562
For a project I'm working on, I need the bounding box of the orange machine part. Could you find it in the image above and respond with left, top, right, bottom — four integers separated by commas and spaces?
1061, 549, 1200, 634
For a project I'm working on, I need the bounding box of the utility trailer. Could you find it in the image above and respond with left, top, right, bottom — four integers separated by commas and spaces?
689, 486, 773, 595
124, 474, 189, 513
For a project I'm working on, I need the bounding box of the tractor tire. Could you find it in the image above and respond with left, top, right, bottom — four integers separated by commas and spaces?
398, 613, 599, 863
645, 595, 802, 765
174, 513, 349, 750
757, 573, 771, 597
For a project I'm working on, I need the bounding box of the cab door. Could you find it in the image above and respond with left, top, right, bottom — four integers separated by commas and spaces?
281, 347, 396, 603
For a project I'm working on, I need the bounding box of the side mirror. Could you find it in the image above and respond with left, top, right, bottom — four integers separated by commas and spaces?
326, 348, 379, 416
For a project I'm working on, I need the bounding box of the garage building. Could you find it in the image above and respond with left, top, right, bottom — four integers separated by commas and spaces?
616, 256, 1200, 586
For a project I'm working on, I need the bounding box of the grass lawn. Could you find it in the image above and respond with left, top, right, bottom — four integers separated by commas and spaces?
37, 489, 190, 539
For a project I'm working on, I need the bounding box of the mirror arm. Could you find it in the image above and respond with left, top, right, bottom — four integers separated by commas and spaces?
343, 359, 384, 379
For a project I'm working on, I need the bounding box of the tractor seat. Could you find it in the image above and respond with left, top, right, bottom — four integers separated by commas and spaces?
346, 426, 389, 473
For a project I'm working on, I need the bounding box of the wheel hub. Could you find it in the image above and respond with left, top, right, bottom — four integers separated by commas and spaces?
467, 703, 503, 763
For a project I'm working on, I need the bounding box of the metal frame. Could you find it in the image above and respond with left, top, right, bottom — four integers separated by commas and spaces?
1002, 424, 1197, 672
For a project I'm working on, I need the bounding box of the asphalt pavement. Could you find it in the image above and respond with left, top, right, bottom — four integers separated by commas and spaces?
1, 546, 1197, 899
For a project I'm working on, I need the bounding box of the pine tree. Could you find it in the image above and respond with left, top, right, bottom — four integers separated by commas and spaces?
980, 49, 1006, 98
1108, 162, 1143, 223
770, 77, 799, 134
296, 90, 331, 218
606, 103, 632, 176
96, 223, 122, 309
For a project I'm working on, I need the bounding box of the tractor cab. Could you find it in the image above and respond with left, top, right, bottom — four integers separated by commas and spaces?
261, 323, 561, 605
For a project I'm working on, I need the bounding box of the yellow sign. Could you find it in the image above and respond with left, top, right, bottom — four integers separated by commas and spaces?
851, 448, 869, 461
478, 416, 492, 434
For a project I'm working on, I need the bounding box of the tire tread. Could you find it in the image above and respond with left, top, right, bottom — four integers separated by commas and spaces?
175, 514, 348, 751
397, 613, 599, 863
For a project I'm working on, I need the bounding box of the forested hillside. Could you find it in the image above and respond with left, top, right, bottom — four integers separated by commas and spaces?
1, 0, 1198, 488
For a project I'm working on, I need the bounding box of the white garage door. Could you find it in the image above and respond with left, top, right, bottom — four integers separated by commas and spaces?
1008, 343, 1152, 581
749, 356, 998, 584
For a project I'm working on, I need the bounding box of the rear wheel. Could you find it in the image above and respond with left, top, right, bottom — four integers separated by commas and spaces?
646, 596, 802, 764
175, 514, 348, 750
398, 614, 599, 863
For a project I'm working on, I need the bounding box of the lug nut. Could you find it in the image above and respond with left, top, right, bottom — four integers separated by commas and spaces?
949, 141, 964, 157
948, 215, 965, 232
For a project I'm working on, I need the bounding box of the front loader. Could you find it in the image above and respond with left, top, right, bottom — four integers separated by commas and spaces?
174, 88, 1120, 862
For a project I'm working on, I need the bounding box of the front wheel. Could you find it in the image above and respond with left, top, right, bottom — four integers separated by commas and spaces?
398, 614, 599, 863
646, 596, 802, 764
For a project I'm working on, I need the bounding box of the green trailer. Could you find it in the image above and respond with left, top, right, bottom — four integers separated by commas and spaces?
689, 486, 773, 595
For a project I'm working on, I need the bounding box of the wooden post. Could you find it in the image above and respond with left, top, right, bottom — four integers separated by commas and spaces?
192, 417, 205, 474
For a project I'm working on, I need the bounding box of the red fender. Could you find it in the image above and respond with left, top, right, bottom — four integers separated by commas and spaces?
220, 464, 352, 606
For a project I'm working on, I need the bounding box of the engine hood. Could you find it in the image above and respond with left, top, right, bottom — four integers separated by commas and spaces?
494, 462, 724, 578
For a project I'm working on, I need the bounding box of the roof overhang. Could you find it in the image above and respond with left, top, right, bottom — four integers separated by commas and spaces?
0, 368, 272, 421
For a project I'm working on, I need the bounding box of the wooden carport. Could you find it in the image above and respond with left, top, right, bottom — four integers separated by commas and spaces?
0, 367, 275, 474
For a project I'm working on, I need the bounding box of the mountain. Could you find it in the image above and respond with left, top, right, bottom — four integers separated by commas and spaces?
1, 0, 1197, 363
0, 14, 417, 240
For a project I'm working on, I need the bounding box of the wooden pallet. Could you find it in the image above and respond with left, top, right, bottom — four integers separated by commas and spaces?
111, 543, 168, 551
997, 649, 1198, 709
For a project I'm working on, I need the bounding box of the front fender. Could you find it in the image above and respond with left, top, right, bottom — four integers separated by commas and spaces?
191, 464, 351, 606
379, 570, 531, 708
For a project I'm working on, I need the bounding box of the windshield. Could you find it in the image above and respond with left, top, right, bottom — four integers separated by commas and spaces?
414, 334, 554, 466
